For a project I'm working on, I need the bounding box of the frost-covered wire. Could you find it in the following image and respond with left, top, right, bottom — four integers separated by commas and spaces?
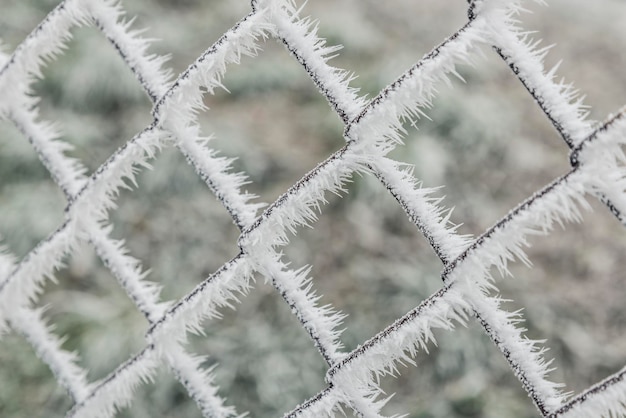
1, 0, 626, 417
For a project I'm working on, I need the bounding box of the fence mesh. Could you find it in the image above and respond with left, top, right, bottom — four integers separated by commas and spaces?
1, 0, 626, 417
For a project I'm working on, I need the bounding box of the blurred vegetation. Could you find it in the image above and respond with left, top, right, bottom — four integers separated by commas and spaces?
1, 0, 626, 417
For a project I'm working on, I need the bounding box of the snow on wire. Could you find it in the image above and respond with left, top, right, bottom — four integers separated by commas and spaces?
0, 0, 625, 417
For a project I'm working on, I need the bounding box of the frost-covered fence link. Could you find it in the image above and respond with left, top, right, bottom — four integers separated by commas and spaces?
1, 0, 625, 417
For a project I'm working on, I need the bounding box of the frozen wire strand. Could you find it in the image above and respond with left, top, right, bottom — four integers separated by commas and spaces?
472, 304, 557, 414
343, 19, 474, 139
237, 142, 355, 246
322, 286, 475, 416
85, 219, 169, 321
8, 107, 87, 198
262, 259, 347, 365
369, 161, 470, 263
0, 0, 89, 82
150, 10, 273, 123
479, 3, 592, 148
486, 7, 626, 227
177, 135, 261, 231
491, 47, 576, 149
8, 307, 92, 402
283, 386, 339, 418
549, 365, 626, 418
284, 387, 400, 418
0, 245, 91, 403
88, 1, 172, 103
325, 284, 462, 377
165, 344, 239, 418
283, 383, 392, 418
275, 5, 567, 415
440, 169, 579, 282
272, 2, 367, 124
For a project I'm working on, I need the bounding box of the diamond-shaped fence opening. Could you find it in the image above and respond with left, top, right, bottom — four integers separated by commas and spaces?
301, 0, 469, 100
2, 0, 626, 417
498, 196, 626, 396
281, 177, 443, 352
31, 25, 153, 173
200, 40, 345, 206
36, 245, 149, 382
391, 81, 572, 237
108, 146, 241, 302
0, 119, 66, 258
187, 278, 330, 416
122, 0, 252, 77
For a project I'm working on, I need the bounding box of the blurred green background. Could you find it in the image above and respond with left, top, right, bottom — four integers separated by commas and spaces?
1, 0, 626, 417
